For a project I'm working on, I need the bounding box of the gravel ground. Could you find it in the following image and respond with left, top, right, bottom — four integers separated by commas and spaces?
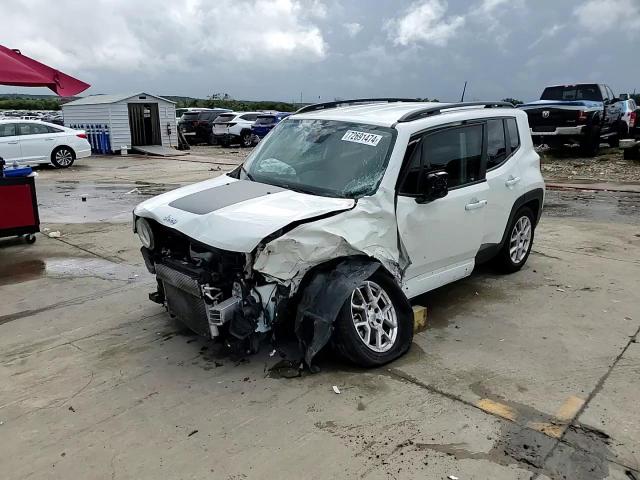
541, 147, 640, 183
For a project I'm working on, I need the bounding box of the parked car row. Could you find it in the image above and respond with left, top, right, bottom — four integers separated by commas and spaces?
0, 109, 64, 125
178, 109, 291, 147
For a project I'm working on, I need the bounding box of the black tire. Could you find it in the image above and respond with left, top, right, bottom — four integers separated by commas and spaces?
580, 128, 600, 157
25, 234, 36, 244
493, 206, 535, 273
240, 131, 252, 148
624, 148, 640, 160
332, 270, 413, 368
51, 146, 75, 168
609, 134, 620, 148
207, 133, 216, 146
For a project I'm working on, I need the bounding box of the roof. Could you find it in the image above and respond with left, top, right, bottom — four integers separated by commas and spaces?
292, 101, 520, 127
63, 92, 176, 106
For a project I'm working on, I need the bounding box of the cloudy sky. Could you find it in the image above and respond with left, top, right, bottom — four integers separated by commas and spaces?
2, 0, 639, 102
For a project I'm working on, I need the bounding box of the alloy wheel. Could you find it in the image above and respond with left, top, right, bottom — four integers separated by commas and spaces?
509, 216, 532, 264
350, 281, 398, 353
55, 149, 73, 167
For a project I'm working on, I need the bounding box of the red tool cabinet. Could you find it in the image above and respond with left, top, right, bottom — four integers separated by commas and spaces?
0, 176, 40, 243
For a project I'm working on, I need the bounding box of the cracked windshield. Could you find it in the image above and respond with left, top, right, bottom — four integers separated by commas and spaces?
244, 119, 395, 198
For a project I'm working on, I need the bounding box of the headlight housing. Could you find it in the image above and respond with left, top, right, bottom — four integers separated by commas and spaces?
136, 217, 154, 250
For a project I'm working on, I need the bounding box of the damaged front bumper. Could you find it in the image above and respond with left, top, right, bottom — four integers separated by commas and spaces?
141, 243, 281, 343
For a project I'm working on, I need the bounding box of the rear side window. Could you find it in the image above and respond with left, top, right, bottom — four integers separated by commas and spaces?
215, 114, 236, 123
255, 116, 276, 125
18, 123, 49, 135
240, 114, 259, 121
0, 123, 16, 137
486, 119, 507, 169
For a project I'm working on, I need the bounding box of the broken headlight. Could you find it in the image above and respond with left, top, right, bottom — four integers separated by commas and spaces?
136, 217, 155, 250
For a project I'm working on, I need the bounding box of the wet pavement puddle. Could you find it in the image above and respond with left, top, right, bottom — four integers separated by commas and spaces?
0, 256, 146, 286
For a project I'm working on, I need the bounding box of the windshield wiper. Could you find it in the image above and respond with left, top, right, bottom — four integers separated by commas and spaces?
239, 164, 255, 182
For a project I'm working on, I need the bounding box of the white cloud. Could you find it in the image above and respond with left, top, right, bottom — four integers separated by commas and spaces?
343, 22, 363, 37
2, 0, 328, 73
386, 0, 465, 47
574, 0, 640, 33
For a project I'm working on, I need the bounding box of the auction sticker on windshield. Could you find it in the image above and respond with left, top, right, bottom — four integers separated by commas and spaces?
341, 130, 383, 147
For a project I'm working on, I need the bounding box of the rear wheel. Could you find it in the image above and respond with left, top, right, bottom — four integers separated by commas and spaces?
51, 146, 75, 168
240, 131, 252, 148
580, 128, 600, 157
493, 207, 535, 273
333, 271, 413, 367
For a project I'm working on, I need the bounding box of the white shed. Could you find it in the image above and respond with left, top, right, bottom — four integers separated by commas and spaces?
62, 93, 178, 153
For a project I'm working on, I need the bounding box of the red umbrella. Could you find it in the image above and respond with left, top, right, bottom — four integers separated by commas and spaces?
0, 45, 90, 96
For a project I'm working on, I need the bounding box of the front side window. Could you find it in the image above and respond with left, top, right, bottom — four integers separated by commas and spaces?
0, 123, 17, 137
399, 124, 484, 195
423, 124, 483, 188
244, 119, 395, 198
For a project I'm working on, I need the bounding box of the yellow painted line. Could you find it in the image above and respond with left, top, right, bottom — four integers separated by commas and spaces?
555, 395, 585, 422
476, 398, 517, 422
527, 421, 565, 439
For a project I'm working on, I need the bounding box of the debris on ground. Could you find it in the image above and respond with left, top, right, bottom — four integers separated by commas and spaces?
68, 406, 75, 413
48, 231, 61, 238
332, 386, 341, 394
540, 149, 640, 183
448, 475, 459, 480
188, 429, 198, 437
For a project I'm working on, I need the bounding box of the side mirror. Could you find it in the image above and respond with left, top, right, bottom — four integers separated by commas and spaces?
416, 171, 448, 204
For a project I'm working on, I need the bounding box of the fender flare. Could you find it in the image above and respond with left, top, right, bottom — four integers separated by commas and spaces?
293, 257, 391, 371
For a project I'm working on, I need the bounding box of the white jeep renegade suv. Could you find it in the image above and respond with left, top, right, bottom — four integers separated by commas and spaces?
134, 99, 544, 369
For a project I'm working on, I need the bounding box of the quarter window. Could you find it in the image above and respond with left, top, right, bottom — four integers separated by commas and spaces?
506, 118, 520, 152
486, 119, 507, 170
0, 123, 16, 137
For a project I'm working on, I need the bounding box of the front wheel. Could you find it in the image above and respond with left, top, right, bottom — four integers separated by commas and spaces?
332, 271, 413, 367
51, 147, 75, 168
493, 207, 535, 273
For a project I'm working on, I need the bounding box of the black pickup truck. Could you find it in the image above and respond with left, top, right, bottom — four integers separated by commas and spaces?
519, 84, 624, 156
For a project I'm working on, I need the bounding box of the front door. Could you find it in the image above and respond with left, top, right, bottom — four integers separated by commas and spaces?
16, 123, 52, 164
0, 123, 21, 164
396, 123, 488, 298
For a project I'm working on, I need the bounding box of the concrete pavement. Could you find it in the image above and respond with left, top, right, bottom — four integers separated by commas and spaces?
1, 152, 639, 479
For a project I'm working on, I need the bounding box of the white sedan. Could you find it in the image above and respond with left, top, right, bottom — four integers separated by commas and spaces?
0, 119, 91, 168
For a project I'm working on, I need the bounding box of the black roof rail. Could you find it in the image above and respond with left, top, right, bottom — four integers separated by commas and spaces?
295, 98, 420, 114
397, 101, 515, 123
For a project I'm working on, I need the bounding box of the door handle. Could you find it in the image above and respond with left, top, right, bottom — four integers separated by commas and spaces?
44, 138, 55, 141
505, 176, 521, 187
6, 141, 19, 144
465, 199, 487, 211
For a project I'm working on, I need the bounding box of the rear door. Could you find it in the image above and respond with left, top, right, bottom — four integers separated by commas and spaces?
396, 122, 489, 297
600, 85, 616, 133
483, 117, 524, 247
0, 123, 22, 163
17, 123, 52, 163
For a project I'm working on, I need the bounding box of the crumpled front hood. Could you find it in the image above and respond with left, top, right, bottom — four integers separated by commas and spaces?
134, 175, 355, 252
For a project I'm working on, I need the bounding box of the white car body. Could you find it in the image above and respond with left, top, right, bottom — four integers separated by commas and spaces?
620, 99, 637, 132
212, 112, 262, 146
0, 119, 91, 167
134, 100, 545, 367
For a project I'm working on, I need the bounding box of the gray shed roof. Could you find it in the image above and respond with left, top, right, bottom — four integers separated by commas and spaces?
63, 93, 176, 106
